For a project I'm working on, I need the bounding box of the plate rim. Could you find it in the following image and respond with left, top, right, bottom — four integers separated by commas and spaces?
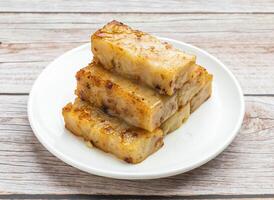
28, 37, 245, 180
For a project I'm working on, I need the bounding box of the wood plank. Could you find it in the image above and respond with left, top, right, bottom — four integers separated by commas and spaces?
0, 195, 273, 200
0, 62, 46, 94
1, 0, 274, 13
0, 95, 273, 195
0, 13, 273, 94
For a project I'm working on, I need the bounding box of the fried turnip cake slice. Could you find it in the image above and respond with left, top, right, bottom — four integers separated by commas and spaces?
76, 62, 209, 131
91, 20, 196, 96
62, 98, 164, 164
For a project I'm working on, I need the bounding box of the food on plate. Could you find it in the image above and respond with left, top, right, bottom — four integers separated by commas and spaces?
91, 20, 196, 96
63, 20, 213, 163
62, 98, 164, 164
75, 62, 210, 131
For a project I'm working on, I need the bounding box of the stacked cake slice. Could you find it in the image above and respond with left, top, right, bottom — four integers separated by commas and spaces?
62, 20, 213, 163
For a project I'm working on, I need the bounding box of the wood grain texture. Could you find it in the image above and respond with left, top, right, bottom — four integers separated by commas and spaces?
0, 13, 274, 94
1, 0, 274, 197
0, 195, 273, 200
0, 95, 273, 195
1, 0, 274, 13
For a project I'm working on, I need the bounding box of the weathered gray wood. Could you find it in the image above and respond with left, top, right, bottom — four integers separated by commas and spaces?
0, 13, 274, 94
1, 1, 274, 197
0, 0, 274, 13
0, 95, 273, 195
0, 62, 46, 94
0, 195, 273, 200
2, 13, 274, 43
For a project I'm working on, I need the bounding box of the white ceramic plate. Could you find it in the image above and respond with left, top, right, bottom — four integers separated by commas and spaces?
28, 37, 244, 180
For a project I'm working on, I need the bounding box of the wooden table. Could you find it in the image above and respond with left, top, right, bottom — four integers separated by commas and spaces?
1, 0, 274, 199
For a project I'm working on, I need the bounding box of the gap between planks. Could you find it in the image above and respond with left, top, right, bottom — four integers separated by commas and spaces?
1, 11, 274, 14
0, 194, 274, 199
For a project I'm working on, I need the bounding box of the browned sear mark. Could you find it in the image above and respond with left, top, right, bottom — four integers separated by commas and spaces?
160, 116, 164, 122
101, 104, 109, 113
155, 84, 161, 90
124, 157, 133, 163
105, 80, 113, 89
